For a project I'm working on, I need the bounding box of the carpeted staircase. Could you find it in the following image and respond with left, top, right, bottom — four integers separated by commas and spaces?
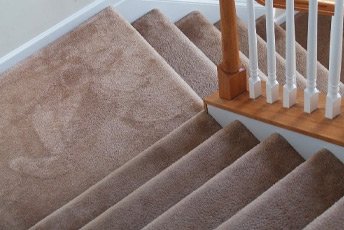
1, 7, 344, 230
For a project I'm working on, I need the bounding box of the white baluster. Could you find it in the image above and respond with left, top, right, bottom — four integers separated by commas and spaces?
304, 0, 319, 113
283, 0, 297, 108
326, 0, 344, 119
265, 0, 279, 103
247, 0, 262, 99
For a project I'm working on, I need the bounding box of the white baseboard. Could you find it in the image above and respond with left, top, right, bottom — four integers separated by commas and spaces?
274, 10, 299, 25
115, 0, 220, 22
208, 105, 344, 163
0, 0, 110, 75
113, 0, 220, 23
114, 0, 264, 24
0, 0, 263, 74
236, 1, 266, 24
274, 13, 287, 25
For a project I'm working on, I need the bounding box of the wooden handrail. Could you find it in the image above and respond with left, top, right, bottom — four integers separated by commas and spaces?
219, 0, 240, 72
217, 0, 247, 100
256, 0, 335, 16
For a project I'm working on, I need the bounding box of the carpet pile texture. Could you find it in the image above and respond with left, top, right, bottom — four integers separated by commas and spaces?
32, 111, 221, 229
0, 8, 202, 229
1, 7, 344, 230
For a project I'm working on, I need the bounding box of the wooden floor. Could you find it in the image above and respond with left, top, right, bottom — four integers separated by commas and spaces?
205, 83, 344, 147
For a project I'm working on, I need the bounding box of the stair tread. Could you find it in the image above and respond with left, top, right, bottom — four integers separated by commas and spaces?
31, 111, 221, 229
256, 15, 344, 95
176, 11, 267, 82
216, 149, 344, 230
304, 196, 344, 230
0, 7, 203, 229
142, 134, 304, 230
214, 18, 307, 89
81, 121, 259, 230
132, 9, 218, 99
176, 11, 222, 65
2, 7, 343, 230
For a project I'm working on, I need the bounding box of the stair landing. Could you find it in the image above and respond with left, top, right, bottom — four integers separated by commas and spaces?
205, 83, 344, 147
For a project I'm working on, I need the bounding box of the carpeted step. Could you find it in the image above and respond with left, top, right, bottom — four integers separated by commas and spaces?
282, 13, 344, 83
30, 111, 221, 229
0, 7, 204, 230
81, 121, 259, 230
256, 16, 344, 95
142, 134, 304, 230
304, 196, 344, 230
175, 12, 267, 82
178, 12, 306, 88
216, 149, 344, 230
132, 9, 218, 98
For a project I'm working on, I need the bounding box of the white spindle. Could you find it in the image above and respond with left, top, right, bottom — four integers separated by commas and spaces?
265, 0, 279, 103
325, 0, 344, 119
247, 0, 262, 99
283, 0, 297, 108
304, 0, 319, 113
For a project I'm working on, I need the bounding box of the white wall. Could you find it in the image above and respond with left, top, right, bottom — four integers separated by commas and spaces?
0, 0, 267, 73
0, 0, 96, 57
0, 0, 267, 58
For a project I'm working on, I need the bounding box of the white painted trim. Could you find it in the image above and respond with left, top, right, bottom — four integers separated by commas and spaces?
274, 10, 299, 25
208, 105, 344, 163
145, 0, 219, 4
239, 1, 266, 24
0, 0, 264, 74
114, 0, 264, 24
0, 0, 111, 74
0, 0, 219, 73
274, 12, 287, 25
113, 0, 221, 23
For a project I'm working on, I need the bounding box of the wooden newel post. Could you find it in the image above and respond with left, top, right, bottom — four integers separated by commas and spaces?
218, 0, 247, 100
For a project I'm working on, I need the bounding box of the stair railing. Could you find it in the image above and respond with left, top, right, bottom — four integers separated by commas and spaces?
218, 0, 344, 119
247, 0, 262, 99
283, 0, 297, 108
326, 0, 344, 118
304, 0, 319, 113
265, 0, 279, 104
218, 0, 247, 100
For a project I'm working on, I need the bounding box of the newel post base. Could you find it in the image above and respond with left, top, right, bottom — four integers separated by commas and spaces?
217, 64, 247, 100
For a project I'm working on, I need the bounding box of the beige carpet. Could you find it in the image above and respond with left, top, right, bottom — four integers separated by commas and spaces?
81, 121, 259, 230
31, 111, 221, 229
1, 7, 344, 230
305, 196, 344, 230
217, 150, 344, 230
0, 7, 203, 229
175, 11, 268, 82
132, 9, 217, 98
143, 134, 304, 230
